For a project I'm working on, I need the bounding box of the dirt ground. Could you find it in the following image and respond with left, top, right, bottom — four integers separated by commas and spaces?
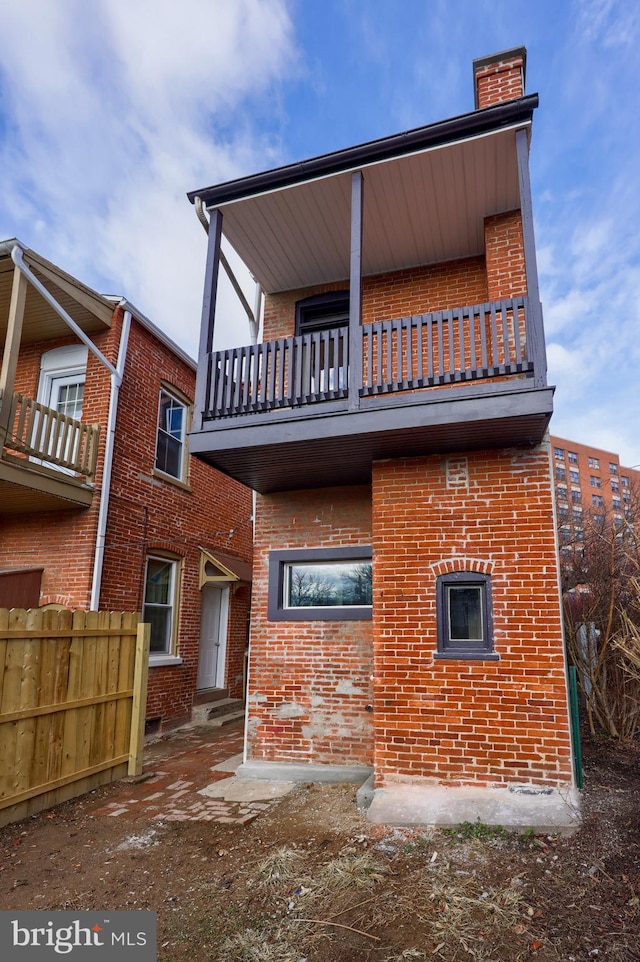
1, 729, 638, 962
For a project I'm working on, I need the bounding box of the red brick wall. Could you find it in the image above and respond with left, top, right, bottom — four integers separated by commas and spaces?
247, 486, 374, 766
485, 211, 527, 299
0, 322, 119, 607
98, 310, 252, 725
0, 307, 253, 729
372, 444, 573, 788
263, 257, 489, 341
474, 52, 525, 108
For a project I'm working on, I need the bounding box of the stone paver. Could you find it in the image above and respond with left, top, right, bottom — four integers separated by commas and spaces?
88, 720, 284, 826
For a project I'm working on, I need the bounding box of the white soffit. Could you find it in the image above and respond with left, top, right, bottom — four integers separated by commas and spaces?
218, 125, 526, 293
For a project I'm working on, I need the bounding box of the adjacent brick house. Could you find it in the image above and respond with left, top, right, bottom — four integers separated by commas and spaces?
187, 49, 578, 826
0, 242, 252, 729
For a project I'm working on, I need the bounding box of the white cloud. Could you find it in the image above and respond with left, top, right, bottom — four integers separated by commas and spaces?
0, 0, 296, 355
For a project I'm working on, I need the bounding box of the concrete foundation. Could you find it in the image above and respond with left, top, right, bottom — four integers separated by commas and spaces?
236, 760, 373, 785
366, 783, 582, 835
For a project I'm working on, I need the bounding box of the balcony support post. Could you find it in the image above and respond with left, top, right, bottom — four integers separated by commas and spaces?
516, 128, 547, 388
348, 171, 364, 410
0, 265, 27, 448
194, 206, 223, 428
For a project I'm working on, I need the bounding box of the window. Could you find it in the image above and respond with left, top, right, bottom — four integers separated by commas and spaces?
623, 491, 631, 504
588, 457, 600, 469
554, 447, 564, 460
592, 494, 603, 507
268, 546, 372, 621
621, 475, 630, 488
295, 291, 349, 335
155, 387, 188, 481
568, 452, 578, 464
590, 475, 601, 488
574, 527, 585, 541
569, 470, 580, 484
436, 572, 495, 659
557, 485, 568, 500
613, 497, 621, 510
295, 291, 349, 394
571, 489, 582, 503
573, 506, 583, 521
609, 462, 618, 475
555, 466, 566, 481
611, 479, 620, 493
143, 556, 179, 654
558, 505, 569, 520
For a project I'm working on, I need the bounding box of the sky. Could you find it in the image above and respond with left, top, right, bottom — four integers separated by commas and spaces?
0, 0, 639, 466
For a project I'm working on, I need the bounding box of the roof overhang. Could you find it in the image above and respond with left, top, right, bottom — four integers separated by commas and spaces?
0, 240, 114, 345
188, 96, 537, 294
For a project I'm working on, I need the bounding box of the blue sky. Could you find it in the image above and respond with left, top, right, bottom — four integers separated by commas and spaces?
0, 0, 639, 465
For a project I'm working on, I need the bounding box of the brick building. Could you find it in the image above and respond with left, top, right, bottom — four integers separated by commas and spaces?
187, 49, 578, 827
550, 435, 640, 550
0, 241, 252, 729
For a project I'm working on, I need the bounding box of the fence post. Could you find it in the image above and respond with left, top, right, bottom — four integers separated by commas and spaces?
128, 622, 150, 776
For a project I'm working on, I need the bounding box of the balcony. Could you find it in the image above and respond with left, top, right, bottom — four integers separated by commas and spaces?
190, 296, 553, 493
0, 391, 100, 513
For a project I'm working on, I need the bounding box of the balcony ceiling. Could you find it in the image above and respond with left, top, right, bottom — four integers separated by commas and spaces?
0, 243, 114, 345
205, 123, 528, 295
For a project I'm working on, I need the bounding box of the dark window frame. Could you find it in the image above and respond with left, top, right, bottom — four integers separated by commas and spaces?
268, 545, 372, 621
435, 571, 498, 660
295, 290, 350, 335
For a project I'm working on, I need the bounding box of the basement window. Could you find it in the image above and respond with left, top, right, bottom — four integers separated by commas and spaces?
268, 546, 372, 621
435, 572, 497, 660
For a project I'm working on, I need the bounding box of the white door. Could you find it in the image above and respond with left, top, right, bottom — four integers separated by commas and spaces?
197, 585, 229, 690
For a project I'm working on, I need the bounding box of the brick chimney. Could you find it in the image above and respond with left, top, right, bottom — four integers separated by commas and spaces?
473, 47, 527, 109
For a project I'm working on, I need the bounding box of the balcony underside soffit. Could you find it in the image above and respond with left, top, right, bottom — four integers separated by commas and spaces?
0, 244, 114, 345
217, 125, 527, 294
0, 457, 93, 514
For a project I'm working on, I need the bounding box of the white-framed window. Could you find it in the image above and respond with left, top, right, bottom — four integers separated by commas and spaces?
143, 556, 180, 655
155, 387, 189, 481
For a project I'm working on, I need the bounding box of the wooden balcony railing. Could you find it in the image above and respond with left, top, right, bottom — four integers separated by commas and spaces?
201, 296, 536, 421
3, 392, 100, 480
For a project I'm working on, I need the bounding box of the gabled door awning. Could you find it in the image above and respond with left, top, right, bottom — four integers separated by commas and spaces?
199, 547, 252, 589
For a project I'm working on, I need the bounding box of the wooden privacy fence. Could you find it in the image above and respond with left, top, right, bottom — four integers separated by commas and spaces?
0, 608, 150, 828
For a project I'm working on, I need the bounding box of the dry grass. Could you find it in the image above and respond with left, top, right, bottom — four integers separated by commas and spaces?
256, 847, 305, 887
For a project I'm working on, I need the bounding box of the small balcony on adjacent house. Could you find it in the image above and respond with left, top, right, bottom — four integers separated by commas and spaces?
0, 390, 100, 512
0, 241, 111, 513
189, 93, 553, 492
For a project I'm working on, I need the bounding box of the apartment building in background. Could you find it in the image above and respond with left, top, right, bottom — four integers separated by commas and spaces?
186, 48, 579, 828
0, 241, 252, 730
551, 435, 640, 551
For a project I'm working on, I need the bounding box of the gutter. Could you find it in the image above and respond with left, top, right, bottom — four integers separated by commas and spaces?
89, 307, 132, 610
188, 94, 538, 208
